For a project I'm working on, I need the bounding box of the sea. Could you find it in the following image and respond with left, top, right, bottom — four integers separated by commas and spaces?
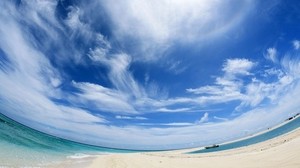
189, 115, 300, 154
0, 113, 133, 167
1, 112, 300, 166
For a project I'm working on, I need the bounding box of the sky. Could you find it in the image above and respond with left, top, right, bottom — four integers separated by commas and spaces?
0, 0, 300, 150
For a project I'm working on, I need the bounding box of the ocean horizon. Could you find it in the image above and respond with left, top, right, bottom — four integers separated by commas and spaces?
190, 115, 300, 154
1, 112, 300, 166
0, 113, 134, 167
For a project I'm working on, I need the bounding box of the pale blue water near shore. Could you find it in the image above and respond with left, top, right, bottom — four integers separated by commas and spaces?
189, 115, 300, 154
0, 113, 134, 167
1, 112, 300, 166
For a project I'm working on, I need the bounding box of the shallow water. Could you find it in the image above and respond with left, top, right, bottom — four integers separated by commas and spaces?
0, 113, 132, 167
1, 112, 300, 166
189, 116, 300, 154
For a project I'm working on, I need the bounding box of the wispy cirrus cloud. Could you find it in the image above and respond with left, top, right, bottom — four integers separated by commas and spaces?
186, 54, 296, 113
265, 47, 277, 63
115, 115, 147, 120
156, 107, 193, 113
0, 0, 106, 128
99, 0, 254, 61
186, 58, 254, 106
89, 51, 146, 99
222, 58, 255, 76
293, 40, 300, 50
213, 116, 229, 122
197, 112, 209, 124
71, 81, 137, 114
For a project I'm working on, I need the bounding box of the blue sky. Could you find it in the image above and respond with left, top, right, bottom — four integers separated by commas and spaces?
0, 0, 300, 150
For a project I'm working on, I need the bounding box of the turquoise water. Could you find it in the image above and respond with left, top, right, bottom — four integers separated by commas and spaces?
0, 113, 133, 167
189, 116, 300, 154
1, 112, 300, 166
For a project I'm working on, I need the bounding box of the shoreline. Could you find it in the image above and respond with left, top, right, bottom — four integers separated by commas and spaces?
59, 127, 300, 168
1, 114, 299, 168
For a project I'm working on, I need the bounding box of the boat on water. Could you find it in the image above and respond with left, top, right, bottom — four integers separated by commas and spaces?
205, 144, 219, 149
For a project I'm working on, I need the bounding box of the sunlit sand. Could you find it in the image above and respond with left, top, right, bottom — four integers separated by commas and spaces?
52, 128, 300, 168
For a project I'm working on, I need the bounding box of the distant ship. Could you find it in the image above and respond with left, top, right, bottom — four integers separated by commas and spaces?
285, 113, 300, 121
205, 144, 219, 149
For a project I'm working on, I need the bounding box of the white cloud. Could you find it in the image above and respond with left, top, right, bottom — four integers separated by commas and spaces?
65, 7, 83, 30
100, 0, 253, 61
157, 107, 192, 113
38, 86, 300, 150
71, 81, 137, 114
20, 0, 63, 35
116, 115, 147, 120
293, 40, 300, 50
197, 112, 209, 124
58, 105, 106, 123
166, 60, 187, 75
213, 116, 229, 121
0, 0, 106, 130
158, 123, 195, 126
88, 48, 146, 99
281, 55, 300, 79
222, 58, 255, 76
145, 81, 168, 99
265, 47, 277, 62
186, 58, 253, 106
138, 122, 196, 126
186, 56, 297, 112
263, 68, 284, 78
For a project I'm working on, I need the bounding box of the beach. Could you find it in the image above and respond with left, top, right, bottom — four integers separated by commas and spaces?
54, 127, 300, 168
1, 112, 300, 168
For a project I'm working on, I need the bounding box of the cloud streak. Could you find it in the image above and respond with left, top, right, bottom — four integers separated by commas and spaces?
197, 112, 209, 124
100, 0, 253, 61
265, 47, 277, 63
293, 40, 300, 50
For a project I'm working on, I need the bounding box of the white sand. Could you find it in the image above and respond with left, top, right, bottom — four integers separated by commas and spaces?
84, 128, 300, 168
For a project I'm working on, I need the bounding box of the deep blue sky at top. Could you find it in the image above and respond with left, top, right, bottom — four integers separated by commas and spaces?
52, 0, 298, 120
51, 0, 297, 92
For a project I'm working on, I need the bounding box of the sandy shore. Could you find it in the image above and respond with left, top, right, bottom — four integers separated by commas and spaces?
79, 128, 300, 168
50, 128, 300, 168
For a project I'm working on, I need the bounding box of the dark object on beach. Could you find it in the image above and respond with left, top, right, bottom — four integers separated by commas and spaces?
287, 117, 293, 121
205, 144, 219, 149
